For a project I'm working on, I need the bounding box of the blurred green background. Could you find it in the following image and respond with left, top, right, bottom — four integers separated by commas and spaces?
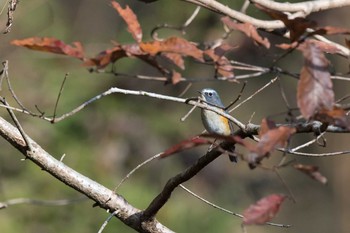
1, 0, 350, 232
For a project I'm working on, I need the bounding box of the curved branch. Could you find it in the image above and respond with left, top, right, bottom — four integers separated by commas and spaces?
184, 0, 350, 29
141, 140, 234, 220
251, 0, 350, 14
184, 0, 284, 29
0, 116, 173, 233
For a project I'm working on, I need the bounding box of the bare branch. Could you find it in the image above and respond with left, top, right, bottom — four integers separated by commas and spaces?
142, 140, 235, 220
251, 0, 350, 15
0, 116, 173, 233
0, 196, 87, 209
52, 73, 69, 122
0, 97, 32, 151
179, 184, 290, 228
97, 211, 119, 233
229, 77, 278, 113
183, 0, 284, 29
114, 153, 162, 192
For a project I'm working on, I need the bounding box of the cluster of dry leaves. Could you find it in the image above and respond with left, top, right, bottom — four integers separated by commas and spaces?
10, 1, 350, 124
9, 0, 350, 227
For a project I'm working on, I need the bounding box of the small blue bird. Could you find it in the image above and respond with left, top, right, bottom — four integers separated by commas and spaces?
199, 88, 236, 162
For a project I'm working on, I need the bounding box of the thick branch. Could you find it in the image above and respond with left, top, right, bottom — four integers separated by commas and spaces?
142, 140, 234, 220
184, 0, 350, 29
251, 0, 350, 14
184, 0, 284, 29
0, 116, 173, 233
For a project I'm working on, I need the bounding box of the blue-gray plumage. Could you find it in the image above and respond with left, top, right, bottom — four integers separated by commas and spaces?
199, 88, 236, 162
199, 88, 233, 136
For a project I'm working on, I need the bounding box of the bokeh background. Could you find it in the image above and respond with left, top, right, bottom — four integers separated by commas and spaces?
1, 0, 350, 232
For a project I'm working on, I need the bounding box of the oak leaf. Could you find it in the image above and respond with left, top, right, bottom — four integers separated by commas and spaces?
11, 37, 84, 59
111, 1, 143, 43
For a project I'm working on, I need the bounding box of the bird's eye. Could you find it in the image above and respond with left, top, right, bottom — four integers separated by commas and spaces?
208, 92, 213, 97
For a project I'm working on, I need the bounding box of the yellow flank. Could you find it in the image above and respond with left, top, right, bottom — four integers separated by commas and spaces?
219, 115, 231, 135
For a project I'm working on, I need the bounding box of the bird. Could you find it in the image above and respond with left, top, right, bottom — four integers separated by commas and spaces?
199, 88, 236, 162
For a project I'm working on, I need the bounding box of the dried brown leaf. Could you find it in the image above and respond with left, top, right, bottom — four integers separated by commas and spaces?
140, 37, 204, 62
235, 125, 295, 168
255, 3, 316, 42
293, 164, 327, 184
313, 106, 350, 129
243, 194, 286, 225
204, 44, 236, 78
313, 26, 350, 36
259, 118, 277, 137
111, 1, 143, 43
160, 137, 212, 158
171, 70, 182, 85
345, 38, 350, 49
221, 17, 270, 48
84, 46, 127, 68
297, 40, 334, 119
161, 53, 185, 70
11, 37, 84, 59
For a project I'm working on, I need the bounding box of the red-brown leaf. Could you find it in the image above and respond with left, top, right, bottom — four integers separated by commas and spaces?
235, 122, 295, 168
255, 3, 316, 42
243, 194, 286, 225
277, 39, 342, 55
313, 26, 350, 36
160, 137, 212, 158
11, 37, 84, 59
275, 42, 298, 50
204, 44, 236, 78
140, 37, 204, 62
293, 164, 327, 184
297, 40, 334, 119
313, 106, 350, 129
221, 17, 270, 48
346, 38, 350, 49
84, 46, 127, 68
161, 52, 185, 69
170, 70, 182, 85
256, 126, 296, 157
259, 118, 277, 137
304, 39, 342, 54
111, 1, 143, 43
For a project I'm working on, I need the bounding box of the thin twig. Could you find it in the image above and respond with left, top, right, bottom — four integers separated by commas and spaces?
179, 184, 290, 228
0, 61, 7, 90
274, 168, 296, 203
151, 6, 201, 39
178, 82, 192, 98
2, 60, 27, 110
240, 0, 250, 13
141, 140, 236, 220
181, 104, 198, 122
183, 6, 201, 27
229, 77, 278, 112
0, 196, 87, 209
277, 77, 291, 109
286, 150, 350, 157
289, 132, 326, 153
114, 153, 162, 192
52, 73, 69, 122
97, 210, 119, 233
0, 97, 32, 151
224, 81, 246, 110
